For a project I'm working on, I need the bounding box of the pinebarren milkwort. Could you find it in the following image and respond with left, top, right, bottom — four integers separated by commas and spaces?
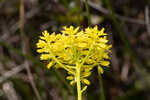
36, 26, 112, 100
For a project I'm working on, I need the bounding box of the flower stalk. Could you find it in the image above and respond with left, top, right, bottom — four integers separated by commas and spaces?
76, 63, 82, 100
97, 68, 106, 100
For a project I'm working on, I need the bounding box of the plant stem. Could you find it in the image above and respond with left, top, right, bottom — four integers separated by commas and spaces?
85, 0, 91, 26
97, 70, 106, 100
105, 0, 150, 90
75, 0, 81, 25
76, 63, 82, 100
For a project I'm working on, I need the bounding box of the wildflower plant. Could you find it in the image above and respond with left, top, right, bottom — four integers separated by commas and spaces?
36, 26, 112, 100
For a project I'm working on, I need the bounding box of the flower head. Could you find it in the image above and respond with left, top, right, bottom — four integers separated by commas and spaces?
36, 26, 111, 91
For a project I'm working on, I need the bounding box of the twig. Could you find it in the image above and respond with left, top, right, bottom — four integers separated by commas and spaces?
0, 40, 75, 97
145, 6, 150, 38
24, 61, 42, 100
85, 0, 145, 25
20, 0, 42, 100
0, 6, 39, 41
0, 63, 26, 83
105, 0, 150, 90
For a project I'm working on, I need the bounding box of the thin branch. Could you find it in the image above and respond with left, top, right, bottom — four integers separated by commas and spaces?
20, 0, 42, 100
0, 6, 39, 41
85, 0, 145, 25
145, 6, 150, 38
0, 63, 26, 83
105, 0, 150, 90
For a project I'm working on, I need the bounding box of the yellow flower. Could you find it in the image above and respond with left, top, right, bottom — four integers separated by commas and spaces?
36, 26, 111, 92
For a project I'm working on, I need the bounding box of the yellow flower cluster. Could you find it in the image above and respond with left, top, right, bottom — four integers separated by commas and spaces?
36, 26, 111, 90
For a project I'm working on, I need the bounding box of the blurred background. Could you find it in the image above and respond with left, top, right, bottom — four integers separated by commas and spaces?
0, 0, 150, 100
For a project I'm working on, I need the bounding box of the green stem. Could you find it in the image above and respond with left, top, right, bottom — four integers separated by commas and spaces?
76, 63, 82, 100
85, 0, 91, 26
97, 69, 106, 100
75, 0, 81, 25
104, 0, 150, 89
104, 0, 141, 68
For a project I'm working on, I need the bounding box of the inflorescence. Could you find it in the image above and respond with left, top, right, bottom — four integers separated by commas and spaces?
36, 26, 111, 92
